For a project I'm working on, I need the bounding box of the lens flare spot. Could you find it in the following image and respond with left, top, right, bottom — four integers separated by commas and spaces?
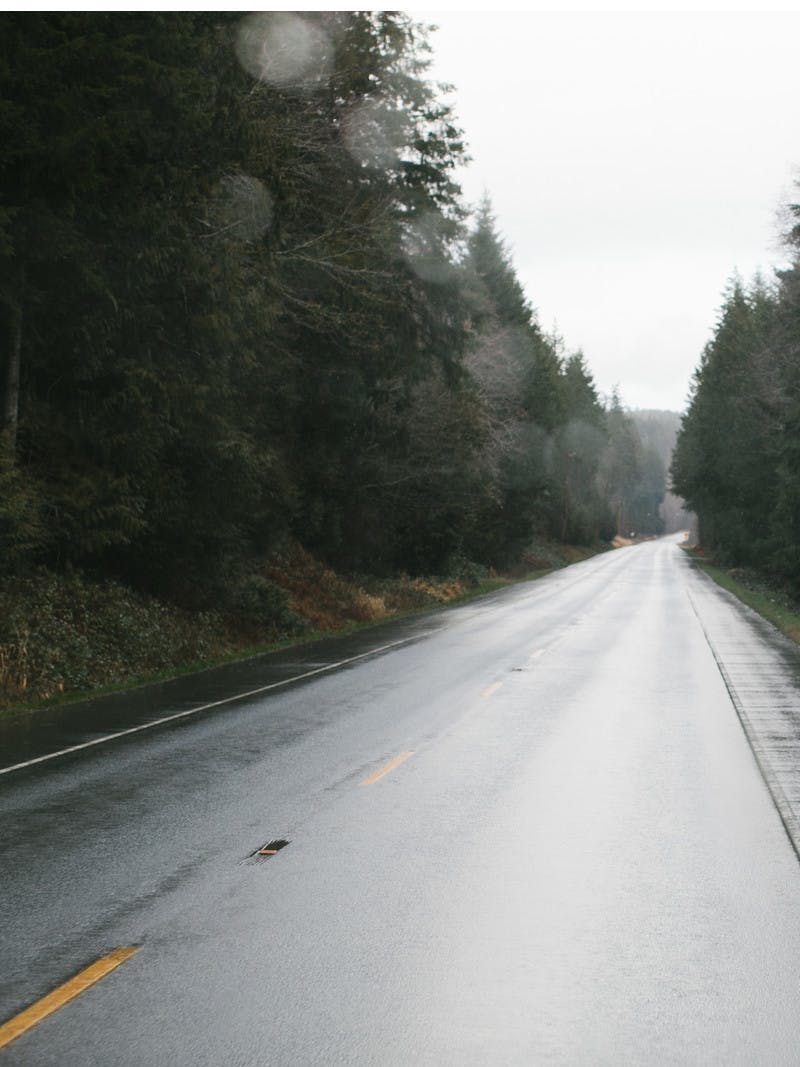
403, 211, 458, 284
341, 98, 400, 171
235, 13, 333, 89
209, 174, 273, 242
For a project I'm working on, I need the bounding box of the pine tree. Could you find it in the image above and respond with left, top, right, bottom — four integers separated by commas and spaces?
672, 277, 777, 561
768, 205, 800, 590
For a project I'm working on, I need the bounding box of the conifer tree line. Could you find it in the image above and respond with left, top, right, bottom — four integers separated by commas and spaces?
672, 198, 800, 594
1, 12, 665, 615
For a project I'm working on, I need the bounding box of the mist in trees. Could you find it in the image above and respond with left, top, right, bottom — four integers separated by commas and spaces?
0, 12, 667, 612
630, 409, 691, 535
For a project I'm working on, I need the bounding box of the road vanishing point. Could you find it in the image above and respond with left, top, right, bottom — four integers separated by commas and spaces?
3, 534, 800, 1065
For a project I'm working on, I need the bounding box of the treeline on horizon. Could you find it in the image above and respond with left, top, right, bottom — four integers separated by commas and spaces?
672, 201, 800, 594
1, 12, 667, 625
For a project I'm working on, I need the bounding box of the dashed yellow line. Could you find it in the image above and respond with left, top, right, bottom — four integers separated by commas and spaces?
0, 946, 140, 1051
361, 750, 414, 785
481, 682, 503, 699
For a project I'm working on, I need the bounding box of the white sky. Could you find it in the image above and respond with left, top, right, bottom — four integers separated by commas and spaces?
422, 11, 800, 412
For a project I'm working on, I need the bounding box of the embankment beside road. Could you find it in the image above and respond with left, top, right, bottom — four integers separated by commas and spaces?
0, 539, 604, 717
684, 548, 800, 648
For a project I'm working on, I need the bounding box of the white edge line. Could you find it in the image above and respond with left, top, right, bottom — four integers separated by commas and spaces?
0, 635, 426, 776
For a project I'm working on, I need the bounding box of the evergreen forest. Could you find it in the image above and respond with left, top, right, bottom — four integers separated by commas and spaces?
1, 13, 669, 706
672, 217, 800, 595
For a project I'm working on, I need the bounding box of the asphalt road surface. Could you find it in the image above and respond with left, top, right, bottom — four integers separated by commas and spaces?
3, 535, 800, 1065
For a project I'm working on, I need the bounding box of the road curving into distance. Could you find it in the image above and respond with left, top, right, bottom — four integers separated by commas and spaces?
3, 534, 800, 1064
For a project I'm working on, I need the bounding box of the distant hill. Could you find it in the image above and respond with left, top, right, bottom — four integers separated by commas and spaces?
631, 410, 695, 534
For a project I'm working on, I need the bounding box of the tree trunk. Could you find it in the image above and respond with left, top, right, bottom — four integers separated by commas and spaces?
2, 304, 22, 451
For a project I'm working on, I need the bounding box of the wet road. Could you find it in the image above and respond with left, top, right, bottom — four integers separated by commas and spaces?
3, 535, 800, 1064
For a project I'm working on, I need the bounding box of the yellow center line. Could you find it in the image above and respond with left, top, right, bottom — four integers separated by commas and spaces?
0, 946, 140, 1051
361, 750, 414, 785
481, 682, 503, 699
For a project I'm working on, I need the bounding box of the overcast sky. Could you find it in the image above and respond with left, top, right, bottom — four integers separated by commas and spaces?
422, 11, 800, 412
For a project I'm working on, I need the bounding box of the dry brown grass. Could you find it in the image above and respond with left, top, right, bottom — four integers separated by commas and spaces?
265, 542, 469, 631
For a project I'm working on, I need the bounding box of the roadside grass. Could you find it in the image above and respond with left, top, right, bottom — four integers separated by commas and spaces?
0, 542, 605, 719
685, 549, 800, 646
